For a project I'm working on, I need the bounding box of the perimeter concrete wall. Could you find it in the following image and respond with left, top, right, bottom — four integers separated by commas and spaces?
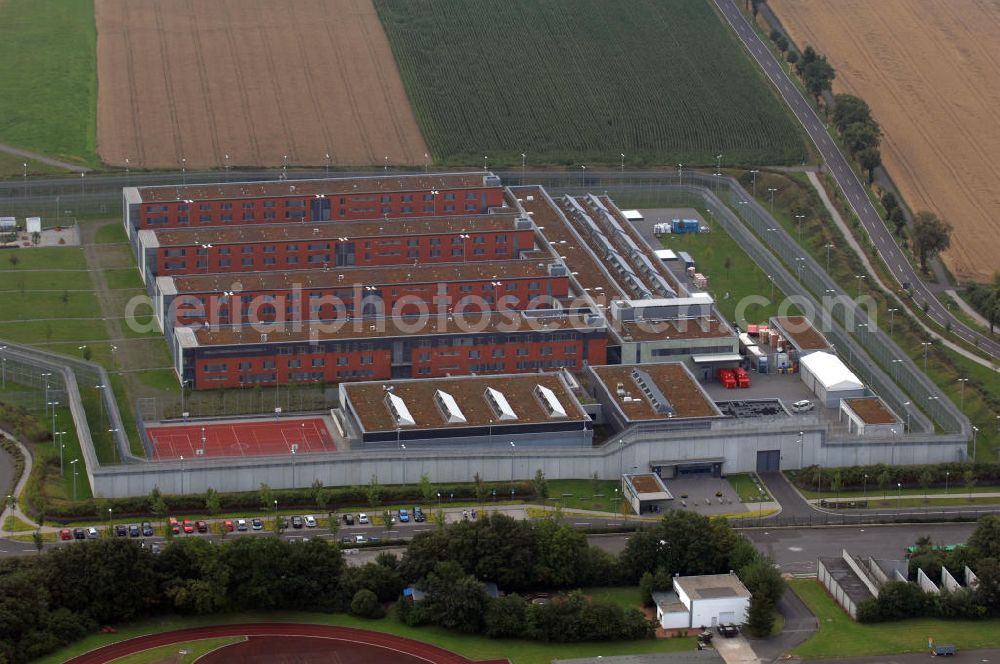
92, 421, 965, 497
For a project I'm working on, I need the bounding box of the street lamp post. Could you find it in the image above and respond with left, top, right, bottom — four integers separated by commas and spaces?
509, 441, 516, 481
677, 163, 683, 186
945, 471, 950, 495
902, 401, 911, 432
401, 443, 406, 485
797, 431, 804, 468
972, 426, 980, 463
854, 274, 866, 298
824, 243, 834, 273
767, 187, 777, 213
521, 153, 526, 183
887, 308, 898, 337
921, 341, 932, 374
620, 153, 625, 175
580, 165, 586, 187
795, 213, 805, 243
863, 473, 868, 497
750, 169, 759, 198
957, 378, 969, 412
897, 482, 902, 502
0, 345, 6, 389
70, 459, 79, 501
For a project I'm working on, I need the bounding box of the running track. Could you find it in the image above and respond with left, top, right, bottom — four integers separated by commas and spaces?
64, 623, 510, 664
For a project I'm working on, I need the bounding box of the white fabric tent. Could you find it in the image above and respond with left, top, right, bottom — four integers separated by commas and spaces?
798, 352, 865, 407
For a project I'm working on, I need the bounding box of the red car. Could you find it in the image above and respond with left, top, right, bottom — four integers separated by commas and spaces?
182, 519, 194, 534
195, 520, 208, 533
169, 517, 180, 535
59, 528, 72, 541
223, 519, 234, 532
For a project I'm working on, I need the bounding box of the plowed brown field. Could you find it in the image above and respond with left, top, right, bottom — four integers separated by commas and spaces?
770, 0, 1000, 283
95, 0, 428, 169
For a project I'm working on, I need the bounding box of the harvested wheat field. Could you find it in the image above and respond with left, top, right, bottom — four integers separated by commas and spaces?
95, 0, 427, 169
771, 0, 1000, 283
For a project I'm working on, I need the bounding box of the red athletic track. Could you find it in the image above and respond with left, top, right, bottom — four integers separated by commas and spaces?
147, 418, 335, 460
64, 623, 510, 664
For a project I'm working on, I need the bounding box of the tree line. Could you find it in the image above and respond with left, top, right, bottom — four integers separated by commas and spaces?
858, 516, 1000, 622
794, 463, 997, 496
0, 509, 782, 662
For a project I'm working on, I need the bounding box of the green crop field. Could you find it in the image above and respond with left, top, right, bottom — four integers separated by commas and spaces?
0, 0, 97, 166
375, 0, 806, 168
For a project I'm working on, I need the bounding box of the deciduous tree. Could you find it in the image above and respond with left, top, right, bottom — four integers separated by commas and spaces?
911, 211, 952, 272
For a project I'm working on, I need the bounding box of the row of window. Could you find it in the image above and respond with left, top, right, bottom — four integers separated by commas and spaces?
415, 345, 575, 361
413, 359, 577, 375
201, 354, 377, 373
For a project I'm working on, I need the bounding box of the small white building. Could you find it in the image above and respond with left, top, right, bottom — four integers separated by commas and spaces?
839, 397, 900, 437
798, 352, 865, 408
654, 573, 751, 629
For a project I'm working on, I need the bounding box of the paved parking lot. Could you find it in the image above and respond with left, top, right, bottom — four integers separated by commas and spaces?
702, 373, 846, 432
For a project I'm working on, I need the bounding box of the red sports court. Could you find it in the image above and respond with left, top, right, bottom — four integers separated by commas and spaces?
146, 417, 336, 460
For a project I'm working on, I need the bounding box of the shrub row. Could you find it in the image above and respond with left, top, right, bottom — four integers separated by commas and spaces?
795, 464, 1000, 491
41, 480, 537, 521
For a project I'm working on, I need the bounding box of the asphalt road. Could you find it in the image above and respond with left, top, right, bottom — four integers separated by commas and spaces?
747, 522, 977, 574
804, 651, 1000, 664
714, 0, 1000, 361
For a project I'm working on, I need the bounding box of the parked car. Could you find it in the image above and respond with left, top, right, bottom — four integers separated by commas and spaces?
195, 520, 208, 533
150, 543, 161, 554
413, 507, 425, 522
168, 517, 180, 535
59, 528, 72, 541
72, 527, 85, 540
114, 524, 128, 537
398, 508, 409, 523
304, 515, 317, 528
343, 513, 354, 525
290, 515, 304, 529
358, 513, 369, 525
340, 536, 353, 546
791, 399, 815, 413
279, 516, 289, 529
223, 519, 234, 532
182, 519, 194, 534
141, 522, 154, 537
367, 535, 381, 544
717, 624, 739, 638
251, 518, 263, 531
236, 519, 248, 532
86, 527, 99, 539
354, 534, 365, 544
128, 524, 141, 537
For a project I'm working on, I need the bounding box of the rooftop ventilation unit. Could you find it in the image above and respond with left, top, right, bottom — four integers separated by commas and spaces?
630, 368, 674, 416
434, 389, 467, 424
534, 384, 567, 418
483, 174, 501, 187
484, 387, 518, 421
385, 391, 415, 427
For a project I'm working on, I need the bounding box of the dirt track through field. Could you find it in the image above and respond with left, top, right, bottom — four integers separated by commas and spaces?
95, 0, 428, 169
770, 0, 1000, 283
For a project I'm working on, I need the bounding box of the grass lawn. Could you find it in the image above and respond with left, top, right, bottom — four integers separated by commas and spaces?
104, 268, 144, 291
660, 209, 791, 324
790, 579, 1000, 658
580, 586, 644, 610
0, 0, 96, 164
2, 246, 88, 270
0, 319, 108, 344
548, 478, 623, 512
0, 270, 95, 291
0, 290, 103, 321
38, 610, 696, 664
726, 473, 770, 502
107, 637, 243, 664
0, 151, 72, 178
94, 222, 129, 245
2, 514, 35, 532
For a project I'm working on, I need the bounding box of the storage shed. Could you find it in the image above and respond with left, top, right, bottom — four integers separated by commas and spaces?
668, 573, 751, 628
798, 352, 865, 408
839, 397, 899, 436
